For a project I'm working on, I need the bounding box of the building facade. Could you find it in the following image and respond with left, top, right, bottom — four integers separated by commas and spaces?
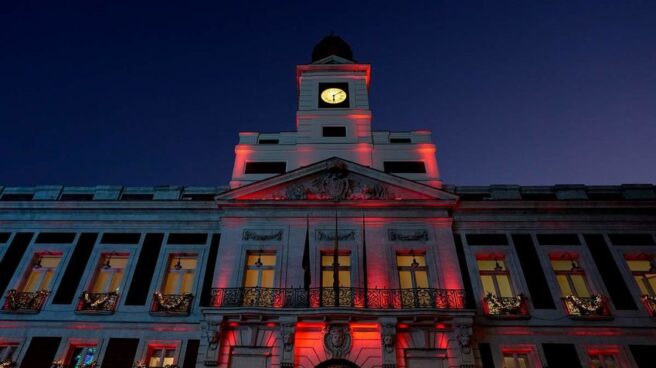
0, 36, 655, 368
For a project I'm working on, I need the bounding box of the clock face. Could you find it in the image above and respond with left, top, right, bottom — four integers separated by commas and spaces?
320, 88, 348, 104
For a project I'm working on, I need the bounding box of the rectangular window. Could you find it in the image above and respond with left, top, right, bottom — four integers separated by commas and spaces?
550, 257, 590, 297
383, 161, 426, 174
397, 254, 428, 289
90, 253, 128, 293
322, 126, 346, 137
66, 344, 97, 368
258, 139, 279, 144
147, 346, 176, 368
588, 351, 618, 368
0, 343, 18, 364
390, 138, 411, 143
163, 254, 198, 295
477, 258, 513, 297
22, 253, 62, 292
503, 351, 532, 368
244, 252, 276, 288
244, 162, 286, 174
626, 257, 656, 296
321, 253, 351, 288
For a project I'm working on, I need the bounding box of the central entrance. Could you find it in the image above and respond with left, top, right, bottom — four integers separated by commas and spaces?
315, 359, 360, 368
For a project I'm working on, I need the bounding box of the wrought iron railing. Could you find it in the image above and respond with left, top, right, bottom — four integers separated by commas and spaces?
0, 360, 16, 368
211, 287, 465, 309
641, 295, 656, 317
150, 291, 193, 315
76, 291, 120, 314
482, 294, 530, 318
2, 289, 49, 313
561, 295, 612, 319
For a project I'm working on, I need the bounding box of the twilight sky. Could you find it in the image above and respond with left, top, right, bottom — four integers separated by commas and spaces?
1, 1, 655, 187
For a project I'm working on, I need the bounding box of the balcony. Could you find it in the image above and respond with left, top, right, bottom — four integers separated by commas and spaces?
211, 287, 466, 309
75, 291, 120, 315
150, 291, 193, 316
641, 295, 656, 317
561, 295, 612, 319
482, 294, 530, 319
1, 289, 49, 313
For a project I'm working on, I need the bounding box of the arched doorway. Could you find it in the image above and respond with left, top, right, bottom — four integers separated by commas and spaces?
315, 359, 360, 368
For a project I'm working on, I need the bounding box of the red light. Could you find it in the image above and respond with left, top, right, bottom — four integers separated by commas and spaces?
228, 322, 238, 327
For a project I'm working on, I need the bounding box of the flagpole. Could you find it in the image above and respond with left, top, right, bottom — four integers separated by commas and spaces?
333, 212, 339, 307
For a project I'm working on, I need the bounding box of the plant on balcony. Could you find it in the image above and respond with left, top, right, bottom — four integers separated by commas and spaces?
3, 289, 49, 312
78, 289, 119, 313
641, 295, 656, 316
483, 293, 528, 317
133, 362, 177, 368
563, 294, 609, 317
0, 360, 16, 367
50, 361, 63, 368
152, 291, 193, 314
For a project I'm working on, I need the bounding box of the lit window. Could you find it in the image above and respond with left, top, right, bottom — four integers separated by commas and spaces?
626, 257, 656, 296
503, 351, 531, 368
244, 251, 276, 288
147, 346, 176, 368
477, 258, 514, 297
66, 345, 97, 368
321, 253, 351, 288
397, 253, 428, 289
163, 254, 197, 295
0, 344, 18, 364
90, 253, 128, 293
589, 352, 618, 368
22, 253, 62, 292
550, 256, 590, 297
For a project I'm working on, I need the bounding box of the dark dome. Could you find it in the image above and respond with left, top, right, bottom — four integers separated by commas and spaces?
311, 34, 354, 62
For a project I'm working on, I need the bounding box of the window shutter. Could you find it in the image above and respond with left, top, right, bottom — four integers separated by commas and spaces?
125, 233, 163, 305
52, 233, 98, 304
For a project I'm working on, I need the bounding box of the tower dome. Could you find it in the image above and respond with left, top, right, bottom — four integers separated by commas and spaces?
311, 34, 355, 62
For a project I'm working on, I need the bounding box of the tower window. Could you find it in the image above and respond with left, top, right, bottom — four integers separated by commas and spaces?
322, 126, 346, 137
383, 161, 426, 174
244, 162, 286, 174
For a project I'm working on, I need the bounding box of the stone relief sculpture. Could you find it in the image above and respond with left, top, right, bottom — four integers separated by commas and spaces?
388, 229, 429, 241
242, 230, 283, 241
281, 323, 295, 352
316, 230, 356, 241
456, 323, 473, 355
381, 323, 396, 354
323, 324, 352, 359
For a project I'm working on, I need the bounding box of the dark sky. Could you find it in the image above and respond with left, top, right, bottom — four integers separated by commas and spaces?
1, 1, 655, 187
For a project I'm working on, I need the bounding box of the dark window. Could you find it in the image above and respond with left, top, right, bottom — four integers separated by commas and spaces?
466, 234, 508, 246
383, 161, 426, 174
52, 233, 98, 304
200, 235, 220, 307
258, 139, 279, 144
478, 343, 495, 368
35, 232, 76, 244
168, 233, 208, 245
322, 126, 346, 137
587, 192, 624, 201
101, 233, 141, 244
183, 340, 200, 368
21, 337, 61, 368
0, 233, 33, 297
584, 234, 637, 310
390, 138, 412, 143
512, 234, 556, 309
454, 235, 476, 309
125, 233, 164, 305
630, 345, 655, 368
521, 192, 557, 200
181, 194, 216, 201
542, 344, 582, 368
60, 193, 94, 201
537, 234, 581, 246
0, 233, 10, 243
120, 193, 154, 201
0, 193, 34, 201
244, 162, 286, 174
608, 234, 655, 246
102, 338, 139, 368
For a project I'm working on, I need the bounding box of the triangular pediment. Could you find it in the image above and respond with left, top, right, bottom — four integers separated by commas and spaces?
311, 55, 355, 65
217, 158, 458, 204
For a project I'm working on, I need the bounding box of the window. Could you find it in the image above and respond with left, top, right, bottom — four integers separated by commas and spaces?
503, 351, 531, 368
550, 256, 590, 297
244, 162, 286, 174
66, 345, 97, 368
147, 346, 176, 367
244, 252, 276, 289
390, 138, 411, 143
478, 258, 513, 297
21, 253, 62, 292
90, 253, 128, 293
397, 253, 428, 289
163, 254, 197, 295
0, 344, 18, 363
588, 351, 618, 368
383, 161, 426, 174
321, 253, 351, 288
258, 139, 279, 144
626, 257, 656, 296
322, 126, 346, 137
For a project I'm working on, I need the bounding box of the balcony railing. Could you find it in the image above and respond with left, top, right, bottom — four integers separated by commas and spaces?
482, 294, 530, 319
211, 287, 465, 309
562, 295, 612, 319
642, 295, 656, 317
2, 289, 49, 313
150, 291, 193, 315
76, 291, 120, 314
0, 360, 16, 368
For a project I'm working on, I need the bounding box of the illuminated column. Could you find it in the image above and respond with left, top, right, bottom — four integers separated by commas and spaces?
379, 317, 398, 368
